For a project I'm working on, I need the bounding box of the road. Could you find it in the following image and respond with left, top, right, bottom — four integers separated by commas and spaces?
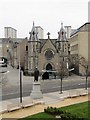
0, 66, 89, 100
1, 77, 88, 100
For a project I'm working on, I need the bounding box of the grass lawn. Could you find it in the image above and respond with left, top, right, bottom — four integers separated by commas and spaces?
59, 101, 90, 118
20, 101, 90, 120
20, 112, 54, 120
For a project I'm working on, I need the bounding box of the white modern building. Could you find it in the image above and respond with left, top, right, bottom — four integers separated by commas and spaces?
0, 39, 2, 57
4, 27, 17, 38
0, 45, 2, 57
88, 1, 90, 22
64, 26, 71, 39
35, 26, 44, 39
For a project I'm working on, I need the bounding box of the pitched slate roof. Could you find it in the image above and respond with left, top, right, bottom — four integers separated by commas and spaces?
39, 38, 57, 51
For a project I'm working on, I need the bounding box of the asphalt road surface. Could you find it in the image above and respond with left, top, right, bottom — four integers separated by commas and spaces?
1, 78, 89, 100
0, 66, 90, 101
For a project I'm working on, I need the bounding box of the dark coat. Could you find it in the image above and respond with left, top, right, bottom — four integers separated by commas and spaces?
42, 72, 49, 80
34, 69, 39, 81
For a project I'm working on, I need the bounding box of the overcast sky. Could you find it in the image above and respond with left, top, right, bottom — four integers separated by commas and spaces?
0, 0, 89, 38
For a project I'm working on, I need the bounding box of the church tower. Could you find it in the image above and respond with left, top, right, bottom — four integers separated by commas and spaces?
28, 22, 41, 73
56, 23, 67, 58
55, 22, 68, 76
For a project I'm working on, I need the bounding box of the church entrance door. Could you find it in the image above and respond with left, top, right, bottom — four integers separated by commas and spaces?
42, 63, 53, 80
46, 63, 52, 70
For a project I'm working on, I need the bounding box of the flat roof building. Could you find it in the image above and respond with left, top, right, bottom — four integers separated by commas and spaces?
35, 26, 44, 39
88, 1, 90, 22
69, 22, 90, 75
4, 27, 17, 38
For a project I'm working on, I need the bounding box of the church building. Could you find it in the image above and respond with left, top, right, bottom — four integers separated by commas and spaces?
24, 22, 69, 77
1, 22, 89, 76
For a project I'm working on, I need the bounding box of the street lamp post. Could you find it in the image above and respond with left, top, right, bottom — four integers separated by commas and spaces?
19, 43, 23, 103
85, 65, 88, 90
59, 53, 64, 94
60, 72, 63, 94
20, 70, 22, 103
60, 41, 65, 94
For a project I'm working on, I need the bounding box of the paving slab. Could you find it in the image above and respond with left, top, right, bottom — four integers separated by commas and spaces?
0, 88, 89, 119
1, 95, 88, 119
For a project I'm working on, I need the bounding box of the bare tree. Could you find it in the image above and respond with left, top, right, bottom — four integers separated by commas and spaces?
70, 55, 89, 90
79, 56, 89, 90
58, 59, 68, 93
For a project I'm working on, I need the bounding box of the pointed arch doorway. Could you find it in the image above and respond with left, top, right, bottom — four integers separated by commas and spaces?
46, 63, 52, 71
46, 63, 52, 77
42, 63, 53, 80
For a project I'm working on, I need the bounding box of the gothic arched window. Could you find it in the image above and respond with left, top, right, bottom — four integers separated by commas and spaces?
45, 50, 54, 60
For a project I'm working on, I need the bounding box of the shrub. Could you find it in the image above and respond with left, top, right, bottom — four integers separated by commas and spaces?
44, 106, 81, 120
44, 106, 66, 115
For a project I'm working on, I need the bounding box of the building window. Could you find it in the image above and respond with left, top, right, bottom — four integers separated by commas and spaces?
45, 50, 54, 60
26, 46, 28, 51
71, 44, 78, 51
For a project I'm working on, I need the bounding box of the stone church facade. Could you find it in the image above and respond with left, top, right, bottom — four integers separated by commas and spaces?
24, 22, 69, 76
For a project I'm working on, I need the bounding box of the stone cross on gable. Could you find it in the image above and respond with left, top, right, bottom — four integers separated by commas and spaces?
47, 32, 50, 39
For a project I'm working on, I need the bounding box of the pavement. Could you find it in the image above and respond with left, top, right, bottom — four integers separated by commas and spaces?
0, 88, 89, 120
